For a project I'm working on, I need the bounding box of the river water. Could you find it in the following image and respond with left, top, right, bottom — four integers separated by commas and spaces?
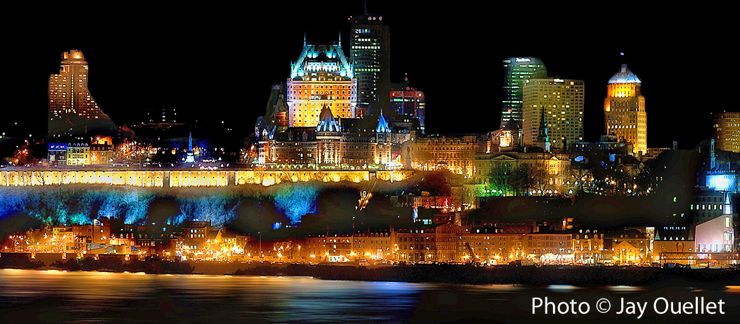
1, 269, 739, 323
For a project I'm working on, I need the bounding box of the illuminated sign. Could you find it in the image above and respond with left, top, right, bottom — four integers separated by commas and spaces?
707, 174, 737, 192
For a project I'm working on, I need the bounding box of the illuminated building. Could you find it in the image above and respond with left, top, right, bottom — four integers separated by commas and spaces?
89, 144, 112, 165
501, 57, 547, 129
287, 36, 357, 127
695, 196, 734, 253
48, 50, 115, 135
255, 110, 393, 169
522, 78, 584, 150
72, 218, 111, 247
653, 226, 694, 264
65, 143, 90, 166
394, 228, 437, 263
390, 75, 426, 133
604, 64, 647, 156
713, 111, 740, 153
571, 229, 604, 264
402, 135, 478, 177
180, 221, 211, 250
48, 140, 111, 166
483, 129, 517, 153
47, 143, 68, 166
463, 231, 525, 264
604, 228, 652, 264
350, 9, 391, 117
525, 233, 573, 262
303, 231, 393, 262
473, 152, 573, 195
316, 106, 343, 166
262, 84, 290, 132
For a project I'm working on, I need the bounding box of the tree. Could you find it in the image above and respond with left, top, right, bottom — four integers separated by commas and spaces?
487, 162, 514, 196
418, 171, 452, 196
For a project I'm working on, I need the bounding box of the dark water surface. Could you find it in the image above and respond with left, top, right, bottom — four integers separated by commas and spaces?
1, 269, 739, 323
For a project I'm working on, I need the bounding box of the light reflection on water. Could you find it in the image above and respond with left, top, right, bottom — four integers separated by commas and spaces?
547, 284, 581, 292
608, 285, 645, 293
2, 269, 739, 323
0, 269, 423, 323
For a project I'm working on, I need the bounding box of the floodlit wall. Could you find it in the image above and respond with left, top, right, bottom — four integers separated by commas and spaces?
0, 169, 413, 188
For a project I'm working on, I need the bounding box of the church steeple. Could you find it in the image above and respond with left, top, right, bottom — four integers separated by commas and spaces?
376, 108, 390, 133
537, 109, 550, 152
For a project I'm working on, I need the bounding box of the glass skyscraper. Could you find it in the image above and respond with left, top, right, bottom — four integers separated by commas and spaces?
501, 57, 547, 130
350, 11, 390, 118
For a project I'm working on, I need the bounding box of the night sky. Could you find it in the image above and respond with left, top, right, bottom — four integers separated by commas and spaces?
1, 2, 736, 149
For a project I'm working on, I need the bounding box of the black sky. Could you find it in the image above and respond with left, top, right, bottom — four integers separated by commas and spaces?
1, 2, 736, 149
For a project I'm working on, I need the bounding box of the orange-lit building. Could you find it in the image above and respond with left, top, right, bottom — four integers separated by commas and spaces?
48, 50, 115, 135
287, 37, 357, 127
402, 135, 478, 177
713, 111, 740, 153
604, 64, 647, 156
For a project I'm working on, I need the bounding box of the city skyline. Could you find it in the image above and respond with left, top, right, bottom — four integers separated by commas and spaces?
1, 4, 740, 323
1, 2, 737, 149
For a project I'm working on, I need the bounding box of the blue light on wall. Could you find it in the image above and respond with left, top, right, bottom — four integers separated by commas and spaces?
707, 174, 736, 192
274, 184, 319, 224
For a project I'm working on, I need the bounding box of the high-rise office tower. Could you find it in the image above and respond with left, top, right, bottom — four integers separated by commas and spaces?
713, 112, 740, 153
522, 78, 584, 150
48, 49, 114, 136
350, 8, 390, 118
501, 57, 547, 130
604, 64, 647, 156
287, 36, 357, 127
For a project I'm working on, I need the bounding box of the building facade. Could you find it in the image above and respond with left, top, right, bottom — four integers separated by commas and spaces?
287, 39, 357, 127
48, 50, 114, 136
47, 142, 112, 167
402, 135, 478, 177
474, 151, 573, 195
501, 57, 547, 130
522, 78, 584, 150
65, 143, 91, 166
255, 109, 393, 169
604, 64, 647, 156
390, 79, 425, 133
713, 112, 740, 153
350, 12, 391, 117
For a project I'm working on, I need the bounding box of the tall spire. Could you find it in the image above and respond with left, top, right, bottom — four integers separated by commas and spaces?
538, 109, 550, 152
188, 132, 193, 151
185, 132, 195, 163
338, 32, 342, 47
303, 32, 307, 47
376, 108, 390, 133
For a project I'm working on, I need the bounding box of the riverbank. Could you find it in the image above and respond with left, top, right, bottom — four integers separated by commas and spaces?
2, 253, 739, 285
